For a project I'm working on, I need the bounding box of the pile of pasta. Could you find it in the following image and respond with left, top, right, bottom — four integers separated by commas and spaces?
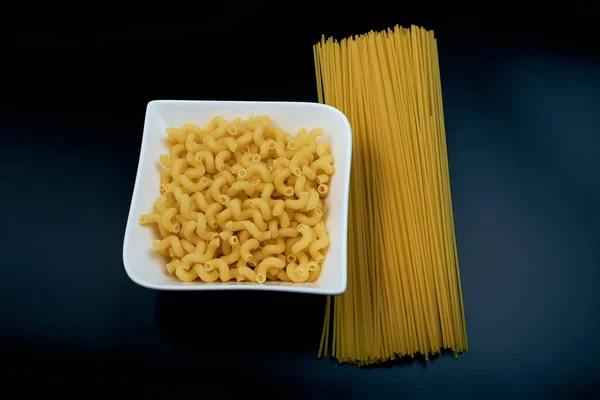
139, 115, 334, 284
313, 26, 468, 365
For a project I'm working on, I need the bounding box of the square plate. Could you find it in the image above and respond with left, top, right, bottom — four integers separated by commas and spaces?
123, 100, 351, 294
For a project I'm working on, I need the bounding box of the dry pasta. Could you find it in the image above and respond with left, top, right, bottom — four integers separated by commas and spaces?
313, 25, 468, 365
139, 115, 335, 284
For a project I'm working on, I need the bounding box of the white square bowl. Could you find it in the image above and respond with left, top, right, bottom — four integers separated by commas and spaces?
123, 100, 352, 295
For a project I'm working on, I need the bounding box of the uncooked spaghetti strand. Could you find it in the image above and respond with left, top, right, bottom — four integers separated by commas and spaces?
369, 34, 404, 358
350, 36, 378, 361
314, 45, 324, 104
352, 34, 375, 362
395, 28, 430, 355
386, 27, 422, 355
422, 30, 456, 350
431, 36, 468, 352
313, 25, 467, 364
382, 32, 426, 356
386, 28, 435, 354
360, 33, 389, 360
347, 37, 372, 362
407, 27, 439, 354
372, 30, 411, 357
318, 295, 330, 358
343, 43, 367, 364
424, 34, 462, 352
395, 25, 441, 354
413, 27, 444, 352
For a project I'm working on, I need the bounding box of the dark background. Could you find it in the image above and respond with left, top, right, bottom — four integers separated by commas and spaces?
2, 5, 599, 398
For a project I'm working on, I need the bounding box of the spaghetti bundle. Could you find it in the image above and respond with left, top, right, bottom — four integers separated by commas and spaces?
313, 25, 468, 365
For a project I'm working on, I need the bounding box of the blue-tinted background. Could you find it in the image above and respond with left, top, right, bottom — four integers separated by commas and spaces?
1, 9, 598, 398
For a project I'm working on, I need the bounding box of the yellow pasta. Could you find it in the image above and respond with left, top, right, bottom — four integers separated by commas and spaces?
166, 258, 180, 274
313, 25, 468, 366
291, 224, 313, 254
262, 236, 285, 255
255, 257, 286, 283
227, 181, 254, 196
140, 115, 335, 284
284, 261, 303, 283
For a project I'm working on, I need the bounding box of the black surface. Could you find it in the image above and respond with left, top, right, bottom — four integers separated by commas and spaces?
2, 8, 599, 398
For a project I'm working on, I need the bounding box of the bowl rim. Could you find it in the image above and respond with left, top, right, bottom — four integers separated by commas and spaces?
122, 99, 351, 294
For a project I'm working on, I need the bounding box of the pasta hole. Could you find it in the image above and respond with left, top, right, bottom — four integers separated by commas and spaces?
315, 208, 323, 216
228, 126, 237, 135
219, 195, 230, 205
256, 273, 266, 284
252, 154, 261, 163
318, 184, 328, 194
286, 255, 296, 263
229, 236, 239, 245
287, 141, 297, 151
204, 262, 213, 271
238, 168, 247, 178
241, 145, 250, 154
284, 187, 294, 196
173, 223, 181, 233
268, 140, 276, 150
251, 179, 260, 186
245, 254, 253, 262
210, 221, 218, 229
295, 267, 306, 276
187, 142, 196, 151
293, 168, 301, 176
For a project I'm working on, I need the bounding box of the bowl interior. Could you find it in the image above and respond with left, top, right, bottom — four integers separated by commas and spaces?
123, 100, 351, 294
